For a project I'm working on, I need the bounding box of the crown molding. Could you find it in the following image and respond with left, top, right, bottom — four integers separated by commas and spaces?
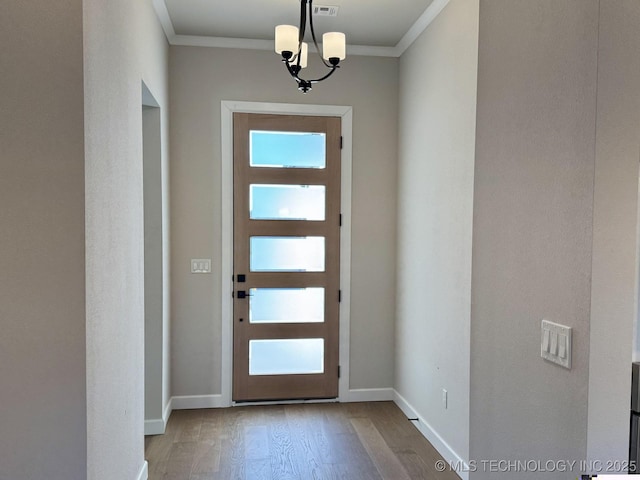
152, 0, 450, 58
172, 35, 273, 51
395, 0, 451, 55
171, 34, 399, 58
152, 0, 175, 38
346, 45, 401, 58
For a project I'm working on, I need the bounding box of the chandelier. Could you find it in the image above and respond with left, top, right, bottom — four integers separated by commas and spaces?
275, 0, 346, 93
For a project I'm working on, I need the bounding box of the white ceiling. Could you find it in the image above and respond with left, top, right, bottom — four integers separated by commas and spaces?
157, 0, 442, 54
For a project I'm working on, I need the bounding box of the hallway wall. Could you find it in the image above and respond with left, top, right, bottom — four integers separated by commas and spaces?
84, 0, 169, 477
0, 2, 87, 478
169, 47, 398, 399
396, 0, 479, 464
470, 1, 599, 476
587, 0, 640, 464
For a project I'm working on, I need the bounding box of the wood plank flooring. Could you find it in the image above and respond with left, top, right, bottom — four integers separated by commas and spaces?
145, 401, 461, 480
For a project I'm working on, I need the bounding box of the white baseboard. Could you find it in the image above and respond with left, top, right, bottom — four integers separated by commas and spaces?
393, 390, 468, 480
144, 418, 165, 436
163, 397, 173, 423
136, 461, 148, 480
144, 398, 173, 435
171, 394, 226, 410
342, 388, 395, 403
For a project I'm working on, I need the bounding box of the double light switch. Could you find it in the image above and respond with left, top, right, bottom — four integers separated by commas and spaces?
541, 319, 572, 369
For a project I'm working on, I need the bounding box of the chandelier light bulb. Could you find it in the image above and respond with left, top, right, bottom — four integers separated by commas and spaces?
299, 42, 308, 68
322, 32, 346, 61
275, 25, 299, 55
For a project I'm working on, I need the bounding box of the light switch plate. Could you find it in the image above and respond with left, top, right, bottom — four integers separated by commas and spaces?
191, 258, 211, 274
541, 320, 572, 369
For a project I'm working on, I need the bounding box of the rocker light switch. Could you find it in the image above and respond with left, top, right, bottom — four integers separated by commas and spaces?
191, 259, 211, 274
541, 320, 572, 369
550, 331, 558, 356
542, 329, 550, 352
558, 334, 567, 359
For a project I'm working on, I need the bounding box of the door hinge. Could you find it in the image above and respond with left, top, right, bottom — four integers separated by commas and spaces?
338, 365, 341, 378
338, 289, 342, 303
340, 136, 343, 149
339, 213, 342, 227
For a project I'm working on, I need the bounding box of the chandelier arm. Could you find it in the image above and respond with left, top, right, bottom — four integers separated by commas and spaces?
307, 65, 339, 84
295, 0, 307, 69
307, 0, 334, 68
284, 60, 300, 79
284, 59, 338, 85
299, 0, 307, 41
283, 60, 309, 89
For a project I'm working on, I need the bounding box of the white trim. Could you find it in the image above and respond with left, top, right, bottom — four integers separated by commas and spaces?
171, 394, 226, 410
172, 34, 399, 57
173, 35, 272, 51
393, 391, 468, 480
153, 0, 448, 58
342, 388, 395, 403
395, 0, 451, 56
221, 101, 353, 406
222, 101, 352, 117
162, 397, 173, 426
136, 461, 148, 480
143, 397, 173, 435
144, 418, 165, 436
220, 103, 234, 408
151, 0, 175, 40
635, 171, 640, 362
347, 45, 400, 58
337, 110, 353, 402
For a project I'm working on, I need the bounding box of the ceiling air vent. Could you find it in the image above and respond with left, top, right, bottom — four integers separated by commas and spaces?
313, 5, 339, 17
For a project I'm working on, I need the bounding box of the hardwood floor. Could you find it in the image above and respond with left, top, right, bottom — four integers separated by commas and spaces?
145, 401, 460, 480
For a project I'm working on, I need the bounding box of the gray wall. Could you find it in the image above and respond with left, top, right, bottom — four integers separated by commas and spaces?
143, 102, 166, 424
0, 2, 87, 478
84, 0, 169, 477
470, 1, 599, 476
587, 0, 640, 464
396, 0, 479, 462
169, 47, 398, 397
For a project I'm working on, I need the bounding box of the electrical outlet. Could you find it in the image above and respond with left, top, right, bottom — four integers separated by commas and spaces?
442, 389, 448, 409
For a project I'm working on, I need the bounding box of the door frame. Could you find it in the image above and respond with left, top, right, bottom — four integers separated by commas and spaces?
220, 101, 353, 407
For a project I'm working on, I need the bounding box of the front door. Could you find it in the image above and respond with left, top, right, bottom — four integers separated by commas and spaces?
232, 113, 341, 402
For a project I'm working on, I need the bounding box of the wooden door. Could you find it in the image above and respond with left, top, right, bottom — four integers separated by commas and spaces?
233, 113, 341, 401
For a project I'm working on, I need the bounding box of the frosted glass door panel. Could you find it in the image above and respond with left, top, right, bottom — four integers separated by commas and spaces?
250, 236, 325, 272
249, 339, 324, 375
250, 184, 326, 221
250, 131, 326, 169
249, 288, 324, 324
